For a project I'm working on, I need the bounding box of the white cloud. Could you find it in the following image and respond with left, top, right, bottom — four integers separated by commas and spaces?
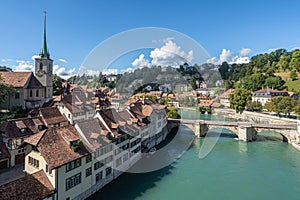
1, 58, 13, 62
14, 60, 34, 71
207, 48, 251, 65
132, 54, 150, 68
58, 58, 68, 63
53, 65, 76, 79
150, 39, 193, 67
131, 38, 193, 68
219, 49, 232, 63
102, 68, 119, 75
239, 48, 251, 57
31, 55, 40, 60
121, 67, 134, 73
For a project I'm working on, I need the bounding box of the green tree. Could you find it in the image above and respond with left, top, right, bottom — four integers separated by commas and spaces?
268, 96, 295, 117
241, 73, 267, 91
214, 87, 221, 95
52, 74, 63, 95
279, 97, 295, 117
167, 106, 181, 119
289, 50, 300, 72
294, 101, 300, 118
189, 75, 197, 90
0, 74, 16, 105
140, 94, 157, 101
229, 88, 252, 113
218, 62, 230, 79
264, 101, 275, 112
276, 54, 291, 72
290, 70, 297, 80
247, 101, 262, 111
271, 96, 284, 116
159, 97, 168, 105
263, 76, 285, 90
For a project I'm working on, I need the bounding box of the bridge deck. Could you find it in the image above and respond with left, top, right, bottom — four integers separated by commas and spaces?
169, 119, 297, 130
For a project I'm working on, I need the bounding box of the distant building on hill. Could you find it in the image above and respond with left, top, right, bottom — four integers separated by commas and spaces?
252, 87, 289, 106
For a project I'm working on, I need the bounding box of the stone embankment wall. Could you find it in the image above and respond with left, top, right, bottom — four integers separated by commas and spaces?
214, 109, 297, 125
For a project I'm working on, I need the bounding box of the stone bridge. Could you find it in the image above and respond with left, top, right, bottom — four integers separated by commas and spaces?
169, 119, 299, 142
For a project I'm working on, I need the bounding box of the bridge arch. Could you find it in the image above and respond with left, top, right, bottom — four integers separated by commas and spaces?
207, 126, 238, 138
254, 128, 298, 142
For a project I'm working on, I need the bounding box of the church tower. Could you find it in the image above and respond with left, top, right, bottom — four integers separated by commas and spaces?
35, 11, 53, 101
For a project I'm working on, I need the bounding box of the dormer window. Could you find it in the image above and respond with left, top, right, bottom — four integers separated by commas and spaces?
38, 125, 44, 130
21, 128, 26, 133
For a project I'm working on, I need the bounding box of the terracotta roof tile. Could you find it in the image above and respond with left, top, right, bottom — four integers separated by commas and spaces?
24, 130, 46, 146
220, 89, 235, 99
75, 119, 111, 151
39, 107, 67, 125
25, 125, 87, 169
0, 170, 55, 200
0, 117, 45, 139
0, 72, 31, 87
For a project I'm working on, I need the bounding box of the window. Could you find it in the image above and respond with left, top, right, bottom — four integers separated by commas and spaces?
46, 164, 51, 174
123, 153, 129, 162
86, 167, 92, 177
104, 155, 113, 164
65, 173, 81, 191
116, 157, 122, 167
30, 90, 33, 97
36, 90, 39, 97
105, 167, 112, 176
66, 158, 81, 172
86, 154, 92, 163
94, 161, 104, 170
95, 171, 103, 183
28, 156, 39, 168
39, 63, 43, 70
15, 92, 20, 99
7, 139, 12, 149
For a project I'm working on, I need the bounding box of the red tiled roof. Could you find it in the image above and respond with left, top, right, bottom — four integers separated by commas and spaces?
75, 119, 110, 152
24, 130, 46, 146
0, 117, 45, 139
25, 125, 87, 169
0, 170, 55, 200
219, 89, 235, 99
39, 107, 67, 125
0, 72, 32, 87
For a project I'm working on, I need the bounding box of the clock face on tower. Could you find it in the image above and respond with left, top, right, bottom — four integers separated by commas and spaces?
36, 69, 45, 77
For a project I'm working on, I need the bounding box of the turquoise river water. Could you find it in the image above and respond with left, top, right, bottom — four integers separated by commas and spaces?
89, 111, 300, 200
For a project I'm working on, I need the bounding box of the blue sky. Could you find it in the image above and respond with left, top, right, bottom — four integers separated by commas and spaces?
1, 0, 300, 77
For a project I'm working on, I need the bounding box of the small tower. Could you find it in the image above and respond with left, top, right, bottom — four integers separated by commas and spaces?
35, 10, 53, 101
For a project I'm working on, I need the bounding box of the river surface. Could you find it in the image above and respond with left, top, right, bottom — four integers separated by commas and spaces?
89, 111, 300, 200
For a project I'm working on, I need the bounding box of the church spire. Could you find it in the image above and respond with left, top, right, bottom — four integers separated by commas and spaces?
40, 10, 50, 59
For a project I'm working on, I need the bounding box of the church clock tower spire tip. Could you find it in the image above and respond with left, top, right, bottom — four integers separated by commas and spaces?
40, 9, 50, 59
